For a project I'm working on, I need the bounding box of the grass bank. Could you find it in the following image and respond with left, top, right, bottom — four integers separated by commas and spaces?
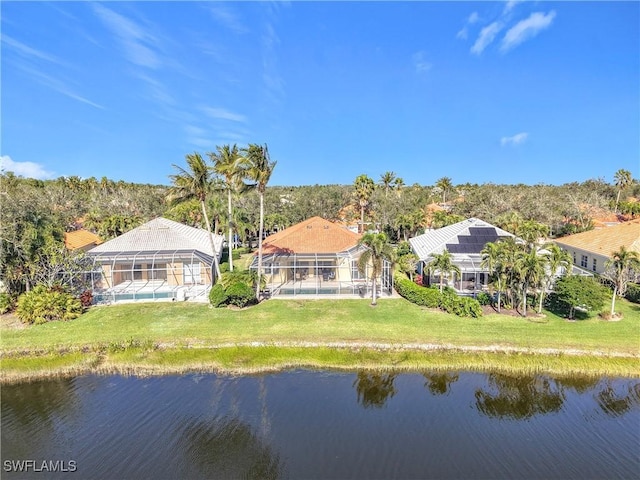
2, 298, 639, 382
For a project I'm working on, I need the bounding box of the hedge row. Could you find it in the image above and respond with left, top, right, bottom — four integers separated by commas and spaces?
394, 275, 483, 318
625, 283, 640, 304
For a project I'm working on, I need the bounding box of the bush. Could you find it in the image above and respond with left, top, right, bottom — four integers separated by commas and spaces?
16, 285, 82, 325
394, 275, 441, 308
625, 283, 640, 304
0, 292, 16, 314
209, 283, 228, 308
395, 275, 482, 317
79, 290, 93, 308
226, 282, 256, 308
476, 291, 492, 306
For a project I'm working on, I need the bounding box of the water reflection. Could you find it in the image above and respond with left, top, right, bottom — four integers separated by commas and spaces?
180, 415, 283, 479
474, 373, 564, 419
423, 372, 459, 396
596, 381, 640, 417
353, 371, 397, 408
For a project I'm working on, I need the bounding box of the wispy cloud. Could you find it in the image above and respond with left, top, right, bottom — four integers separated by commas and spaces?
412, 51, 432, 73
503, 0, 522, 15
201, 107, 247, 123
1, 34, 64, 64
1, 155, 55, 179
501, 11, 557, 52
501, 132, 529, 146
471, 22, 503, 55
456, 11, 480, 40
208, 4, 248, 34
91, 3, 160, 69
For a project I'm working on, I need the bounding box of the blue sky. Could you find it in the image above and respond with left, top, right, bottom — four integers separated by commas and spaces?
1, 1, 638, 187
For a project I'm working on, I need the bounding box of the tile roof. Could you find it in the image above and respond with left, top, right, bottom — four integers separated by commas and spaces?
260, 216, 362, 255
87, 217, 224, 257
554, 218, 640, 257
64, 229, 102, 250
409, 218, 515, 261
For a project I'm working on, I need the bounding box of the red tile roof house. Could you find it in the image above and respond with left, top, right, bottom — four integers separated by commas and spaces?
86, 217, 224, 303
249, 216, 393, 298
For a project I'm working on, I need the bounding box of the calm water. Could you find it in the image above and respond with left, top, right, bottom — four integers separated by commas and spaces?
2, 370, 639, 479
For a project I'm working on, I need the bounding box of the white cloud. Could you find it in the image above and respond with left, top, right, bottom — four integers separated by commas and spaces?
456, 12, 480, 40
501, 11, 556, 52
471, 22, 503, 55
92, 3, 160, 69
208, 4, 248, 34
412, 51, 432, 73
0, 155, 55, 179
201, 107, 247, 123
500, 132, 529, 146
1, 34, 64, 65
503, 1, 522, 15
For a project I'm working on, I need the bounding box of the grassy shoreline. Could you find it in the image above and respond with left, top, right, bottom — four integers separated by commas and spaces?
2, 298, 639, 383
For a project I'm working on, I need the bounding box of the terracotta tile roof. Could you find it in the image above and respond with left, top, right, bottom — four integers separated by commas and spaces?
64, 229, 103, 251
260, 216, 362, 255
554, 218, 640, 257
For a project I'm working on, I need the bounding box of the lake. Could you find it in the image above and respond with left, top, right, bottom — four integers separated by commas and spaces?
2, 370, 639, 479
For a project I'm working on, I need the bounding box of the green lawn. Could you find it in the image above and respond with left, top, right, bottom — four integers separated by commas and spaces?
2, 297, 638, 381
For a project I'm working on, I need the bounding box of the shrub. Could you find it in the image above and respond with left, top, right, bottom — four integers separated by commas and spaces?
226, 282, 256, 308
625, 283, 640, 304
219, 262, 230, 273
79, 290, 93, 308
476, 291, 492, 306
220, 270, 257, 289
209, 283, 228, 308
394, 275, 441, 308
0, 292, 16, 314
16, 285, 82, 325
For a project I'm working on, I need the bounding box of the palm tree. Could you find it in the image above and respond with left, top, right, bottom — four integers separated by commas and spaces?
353, 174, 375, 234
614, 169, 633, 213
538, 244, 572, 314
243, 143, 277, 299
357, 232, 395, 305
435, 177, 454, 204
379, 171, 396, 197
393, 177, 405, 196
515, 248, 546, 317
481, 241, 504, 313
428, 249, 461, 293
604, 246, 640, 316
209, 144, 247, 272
167, 152, 221, 280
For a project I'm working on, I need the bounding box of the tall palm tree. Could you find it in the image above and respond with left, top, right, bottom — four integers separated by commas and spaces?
604, 246, 640, 316
614, 169, 633, 213
167, 152, 221, 280
428, 249, 461, 293
354, 174, 375, 234
243, 143, 277, 299
393, 177, 405, 196
357, 232, 395, 305
538, 244, 572, 314
379, 171, 396, 197
515, 248, 546, 317
435, 177, 454, 204
209, 144, 247, 272
481, 241, 504, 313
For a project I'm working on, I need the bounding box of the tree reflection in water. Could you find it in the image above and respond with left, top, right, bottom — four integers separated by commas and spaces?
422, 372, 459, 396
596, 381, 640, 417
353, 371, 397, 408
181, 415, 283, 480
475, 374, 564, 420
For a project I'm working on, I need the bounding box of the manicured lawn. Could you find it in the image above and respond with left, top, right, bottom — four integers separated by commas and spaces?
2, 297, 639, 355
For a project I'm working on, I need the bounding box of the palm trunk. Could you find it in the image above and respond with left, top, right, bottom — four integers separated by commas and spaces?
371, 272, 378, 306
360, 204, 365, 234
439, 273, 444, 293
522, 285, 527, 317
610, 285, 617, 316
615, 189, 621, 213
256, 191, 265, 300
201, 201, 221, 281
227, 189, 233, 272
497, 290, 501, 313
538, 287, 544, 314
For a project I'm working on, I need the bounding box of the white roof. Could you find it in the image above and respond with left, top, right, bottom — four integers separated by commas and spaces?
409, 218, 515, 261
88, 217, 224, 258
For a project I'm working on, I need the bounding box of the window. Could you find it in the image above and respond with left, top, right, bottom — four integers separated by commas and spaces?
592, 258, 597, 272
573, 252, 576, 264
152, 263, 167, 281
580, 255, 588, 268
351, 260, 365, 280
183, 263, 202, 284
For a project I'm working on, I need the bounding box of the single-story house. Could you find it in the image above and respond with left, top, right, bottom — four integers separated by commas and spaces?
64, 229, 103, 252
86, 217, 224, 303
250, 216, 393, 297
409, 218, 516, 295
554, 218, 640, 275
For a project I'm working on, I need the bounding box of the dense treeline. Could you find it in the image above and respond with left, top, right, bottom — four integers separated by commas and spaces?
1, 167, 638, 299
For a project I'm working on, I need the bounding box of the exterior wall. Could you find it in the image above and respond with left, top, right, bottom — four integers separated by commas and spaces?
556, 244, 607, 275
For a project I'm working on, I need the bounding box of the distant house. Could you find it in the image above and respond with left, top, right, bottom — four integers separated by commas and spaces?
554, 218, 640, 275
409, 218, 515, 295
64, 229, 102, 252
87, 217, 224, 303
250, 216, 393, 297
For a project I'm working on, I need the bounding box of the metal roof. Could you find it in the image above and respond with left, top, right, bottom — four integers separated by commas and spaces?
87, 217, 224, 259
409, 218, 515, 261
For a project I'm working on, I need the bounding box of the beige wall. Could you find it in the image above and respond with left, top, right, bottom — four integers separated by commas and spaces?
556, 244, 608, 275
